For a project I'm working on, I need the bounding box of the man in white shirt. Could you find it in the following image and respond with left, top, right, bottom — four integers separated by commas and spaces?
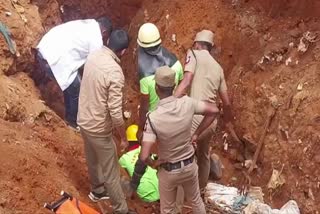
36, 17, 112, 130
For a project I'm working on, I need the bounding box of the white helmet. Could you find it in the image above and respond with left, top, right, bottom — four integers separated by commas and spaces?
137, 23, 162, 48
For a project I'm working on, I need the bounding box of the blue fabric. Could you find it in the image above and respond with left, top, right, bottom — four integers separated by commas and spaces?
232, 195, 253, 213
0, 22, 16, 54
63, 75, 80, 127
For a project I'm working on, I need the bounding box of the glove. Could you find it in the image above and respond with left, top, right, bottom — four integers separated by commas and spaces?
130, 158, 147, 191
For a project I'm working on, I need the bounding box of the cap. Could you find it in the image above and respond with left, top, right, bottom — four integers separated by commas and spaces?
194, 30, 214, 46
155, 66, 176, 87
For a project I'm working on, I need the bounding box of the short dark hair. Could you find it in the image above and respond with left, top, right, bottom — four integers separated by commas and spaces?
107, 29, 129, 52
156, 84, 174, 96
96, 16, 112, 35
196, 41, 213, 52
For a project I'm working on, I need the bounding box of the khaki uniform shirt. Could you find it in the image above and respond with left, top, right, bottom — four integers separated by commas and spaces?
77, 47, 124, 136
143, 96, 206, 163
184, 49, 227, 131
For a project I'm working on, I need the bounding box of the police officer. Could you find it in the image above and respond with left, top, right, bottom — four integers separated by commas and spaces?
175, 30, 233, 189
130, 66, 219, 214
136, 23, 184, 139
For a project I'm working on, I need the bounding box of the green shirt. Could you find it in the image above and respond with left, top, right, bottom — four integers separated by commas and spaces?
119, 147, 159, 202
139, 61, 184, 111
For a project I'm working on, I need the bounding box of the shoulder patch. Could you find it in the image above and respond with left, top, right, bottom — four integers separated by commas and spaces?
144, 121, 148, 131
185, 55, 191, 64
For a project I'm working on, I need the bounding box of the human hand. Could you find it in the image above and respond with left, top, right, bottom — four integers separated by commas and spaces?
191, 134, 198, 149
146, 155, 159, 169
150, 160, 160, 170
120, 139, 129, 152
137, 128, 143, 142
225, 122, 242, 143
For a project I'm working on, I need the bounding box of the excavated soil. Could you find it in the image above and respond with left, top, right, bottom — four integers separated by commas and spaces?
0, 0, 320, 213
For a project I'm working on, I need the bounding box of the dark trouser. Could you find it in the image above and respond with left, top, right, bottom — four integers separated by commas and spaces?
175, 120, 217, 211
63, 75, 80, 128
36, 51, 80, 127
195, 124, 216, 189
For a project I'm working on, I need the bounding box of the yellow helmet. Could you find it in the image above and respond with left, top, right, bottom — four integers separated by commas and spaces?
137, 23, 162, 48
126, 124, 138, 141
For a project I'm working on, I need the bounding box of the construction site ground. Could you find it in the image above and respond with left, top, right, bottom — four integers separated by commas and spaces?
0, 0, 320, 213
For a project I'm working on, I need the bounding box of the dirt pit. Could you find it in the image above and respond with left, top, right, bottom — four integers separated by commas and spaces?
0, 0, 320, 213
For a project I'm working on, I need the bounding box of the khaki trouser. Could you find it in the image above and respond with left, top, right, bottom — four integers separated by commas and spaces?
81, 129, 128, 214
195, 123, 216, 189
176, 121, 217, 211
158, 161, 206, 214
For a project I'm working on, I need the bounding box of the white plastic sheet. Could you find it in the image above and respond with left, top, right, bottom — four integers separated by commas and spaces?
243, 200, 300, 214
205, 183, 239, 212
205, 183, 300, 214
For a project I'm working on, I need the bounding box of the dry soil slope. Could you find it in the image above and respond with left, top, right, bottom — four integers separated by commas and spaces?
1, 0, 320, 213
119, 0, 320, 213
0, 1, 89, 213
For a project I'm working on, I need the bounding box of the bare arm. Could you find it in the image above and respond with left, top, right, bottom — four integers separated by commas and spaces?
174, 72, 194, 98
193, 102, 219, 138
139, 141, 155, 162
175, 49, 197, 97
219, 90, 233, 123
138, 94, 149, 140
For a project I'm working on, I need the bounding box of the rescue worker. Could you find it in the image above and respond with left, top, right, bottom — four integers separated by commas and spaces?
174, 30, 233, 189
136, 23, 184, 138
119, 125, 160, 202
130, 66, 220, 214
77, 30, 136, 214
36, 17, 112, 130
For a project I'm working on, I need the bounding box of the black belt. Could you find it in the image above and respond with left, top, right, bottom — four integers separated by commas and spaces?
161, 156, 194, 172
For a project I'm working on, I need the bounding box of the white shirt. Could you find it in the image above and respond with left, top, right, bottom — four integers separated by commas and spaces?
37, 19, 103, 91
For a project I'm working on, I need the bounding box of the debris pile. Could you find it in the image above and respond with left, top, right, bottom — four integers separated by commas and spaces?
205, 183, 300, 214
256, 31, 319, 69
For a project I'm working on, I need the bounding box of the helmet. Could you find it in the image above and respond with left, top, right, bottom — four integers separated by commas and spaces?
194, 30, 214, 46
137, 23, 162, 48
126, 124, 138, 141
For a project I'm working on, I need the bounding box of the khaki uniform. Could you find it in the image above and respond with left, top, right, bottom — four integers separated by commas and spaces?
143, 96, 206, 214
184, 49, 227, 189
78, 47, 125, 137
77, 47, 128, 213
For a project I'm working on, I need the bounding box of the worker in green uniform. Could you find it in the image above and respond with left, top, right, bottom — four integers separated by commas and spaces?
119, 124, 160, 202
137, 23, 184, 139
